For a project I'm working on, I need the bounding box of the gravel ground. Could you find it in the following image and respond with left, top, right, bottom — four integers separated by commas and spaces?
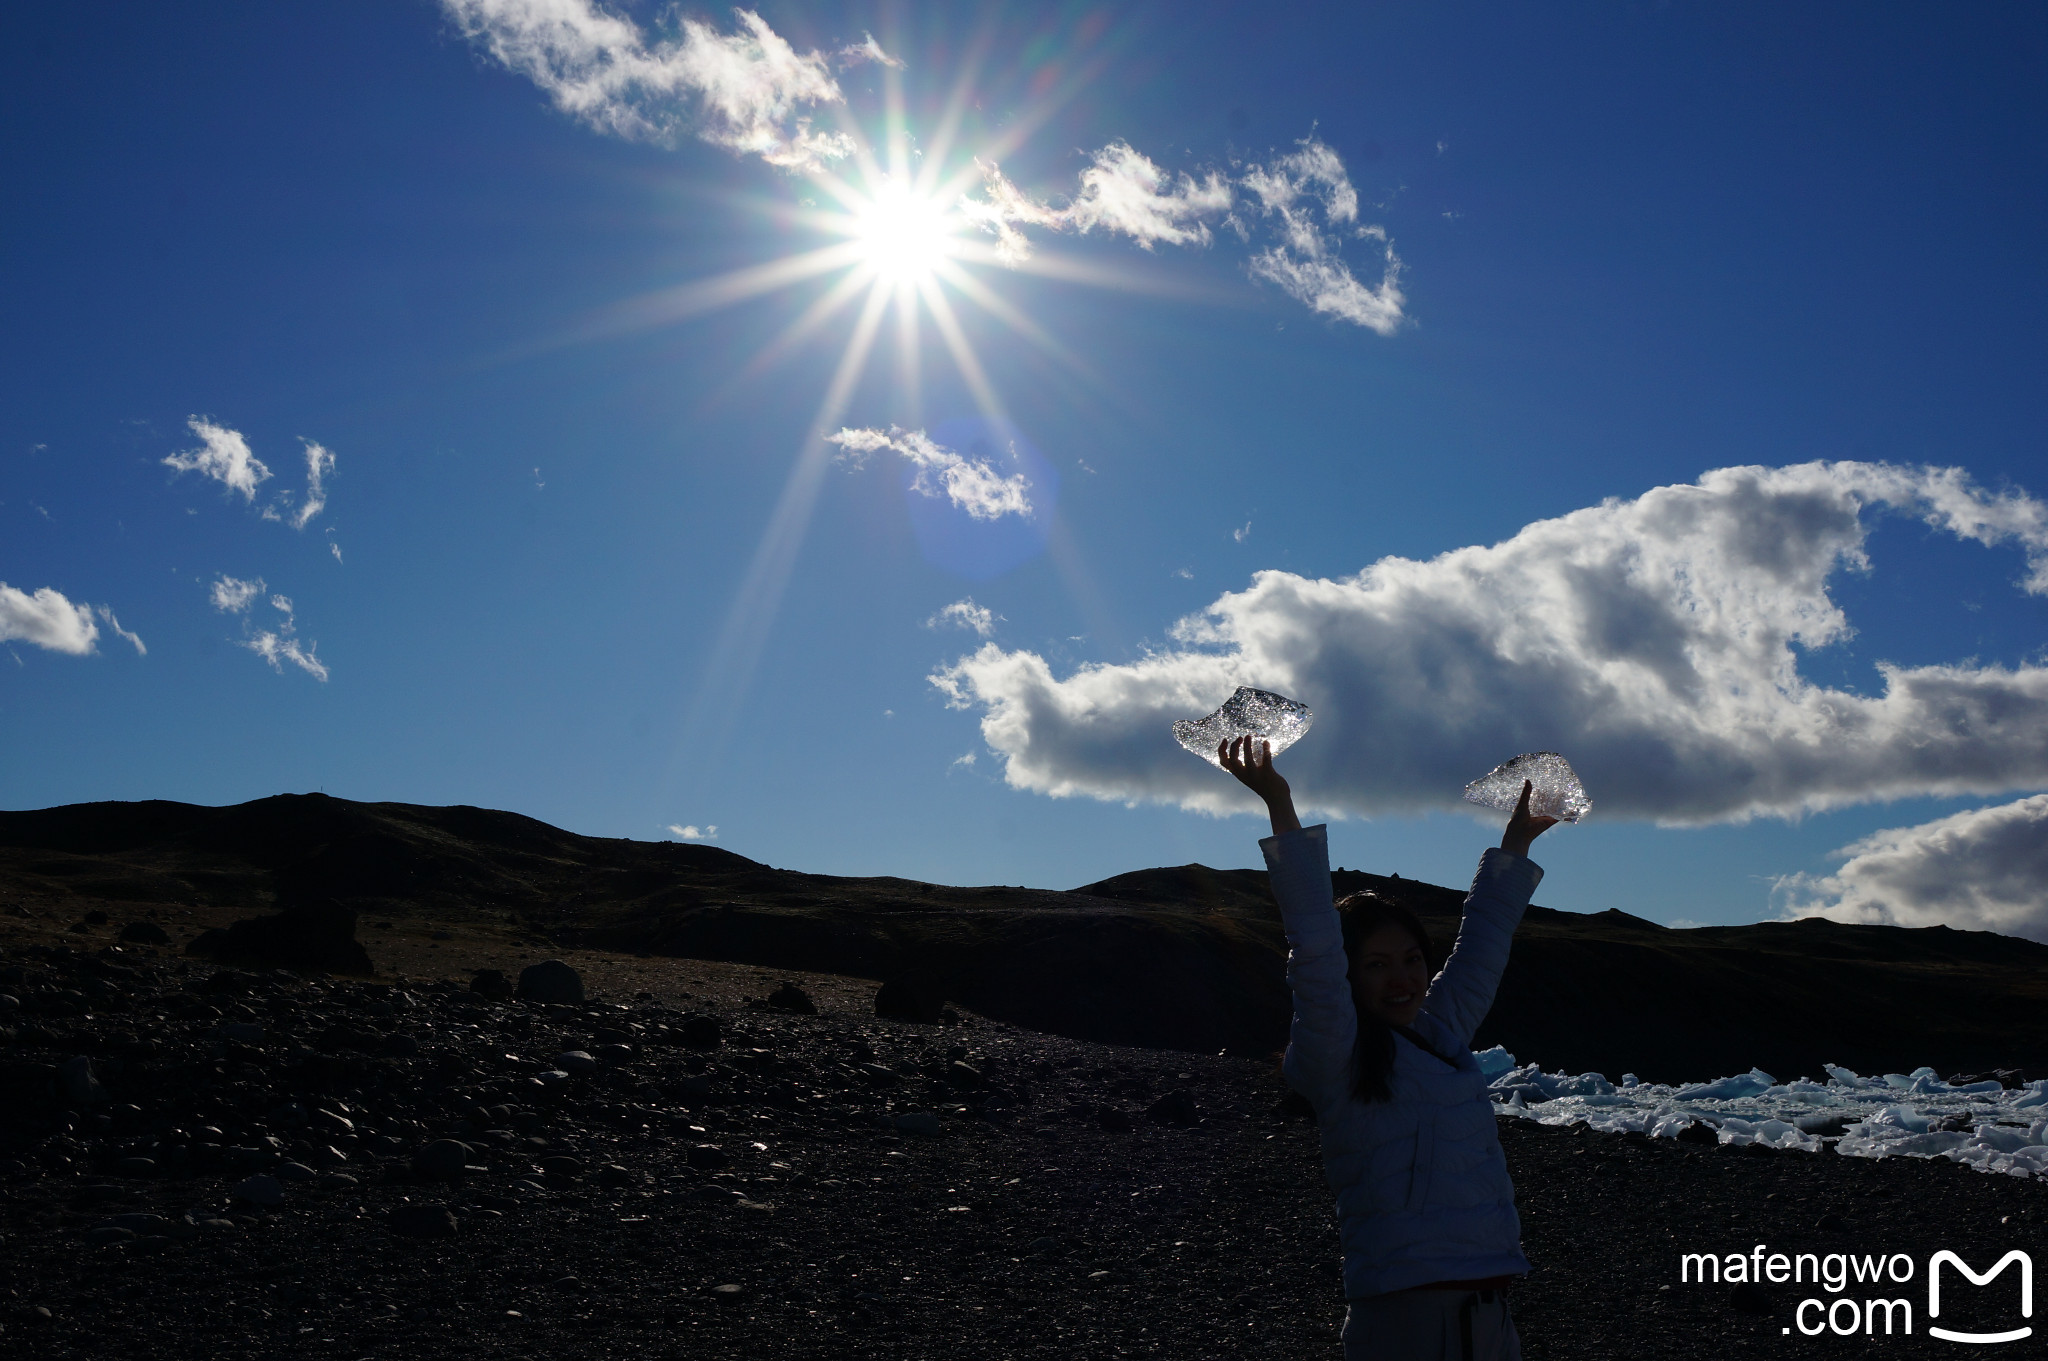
2, 939, 2042, 1359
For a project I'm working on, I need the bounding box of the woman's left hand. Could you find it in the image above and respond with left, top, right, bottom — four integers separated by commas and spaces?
1499, 779, 1559, 859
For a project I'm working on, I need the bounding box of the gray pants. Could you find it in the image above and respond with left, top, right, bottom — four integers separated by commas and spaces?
1342, 1288, 1522, 1361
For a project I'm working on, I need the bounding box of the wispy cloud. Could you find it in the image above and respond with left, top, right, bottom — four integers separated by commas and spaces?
0, 584, 101, 655
208, 575, 326, 679
245, 629, 328, 682
828, 426, 1032, 520
1239, 140, 1404, 334
668, 823, 718, 841
291, 440, 336, 529
932, 462, 2048, 822
1777, 794, 2048, 943
210, 574, 264, 613
164, 417, 270, 501
170, 419, 340, 528
440, 2, 885, 172
927, 598, 1001, 636
95, 606, 146, 656
962, 136, 1404, 332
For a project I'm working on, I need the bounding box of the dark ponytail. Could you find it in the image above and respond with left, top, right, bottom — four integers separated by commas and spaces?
1336, 892, 1438, 1103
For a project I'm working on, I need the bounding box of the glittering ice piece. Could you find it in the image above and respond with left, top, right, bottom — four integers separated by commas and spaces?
1173, 687, 1314, 767
1463, 751, 1592, 823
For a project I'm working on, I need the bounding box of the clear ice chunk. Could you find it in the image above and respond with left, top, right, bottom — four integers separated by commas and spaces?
1173, 687, 1314, 767
1463, 751, 1592, 823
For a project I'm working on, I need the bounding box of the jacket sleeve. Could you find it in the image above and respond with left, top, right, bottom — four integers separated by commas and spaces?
1415, 847, 1543, 1053
1417, 851, 1540, 1047
1260, 824, 1355, 1114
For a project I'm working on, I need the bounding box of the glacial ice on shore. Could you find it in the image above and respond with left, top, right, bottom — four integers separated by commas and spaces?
1470, 1046, 2048, 1179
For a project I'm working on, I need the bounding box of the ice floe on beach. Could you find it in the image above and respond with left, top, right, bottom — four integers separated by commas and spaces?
1476, 1047, 2048, 1179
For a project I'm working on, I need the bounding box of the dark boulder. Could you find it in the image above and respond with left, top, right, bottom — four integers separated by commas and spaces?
117, 922, 171, 946
469, 969, 514, 998
765, 981, 817, 1015
516, 960, 584, 1004
874, 978, 945, 1024
1145, 1090, 1200, 1126
389, 1204, 457, 1239
186, 898, 372, 976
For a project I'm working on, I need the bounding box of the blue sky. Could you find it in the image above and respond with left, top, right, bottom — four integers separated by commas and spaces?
5, 2, 2047, 937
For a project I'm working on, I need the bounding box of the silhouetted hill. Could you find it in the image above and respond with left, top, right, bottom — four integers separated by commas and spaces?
4, 794, 2045, 1083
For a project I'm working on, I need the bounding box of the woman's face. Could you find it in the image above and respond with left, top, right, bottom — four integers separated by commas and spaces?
1351, 924, 1429, 1027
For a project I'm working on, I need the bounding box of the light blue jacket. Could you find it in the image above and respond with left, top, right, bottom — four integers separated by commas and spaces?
1261, 824, 1541, 1299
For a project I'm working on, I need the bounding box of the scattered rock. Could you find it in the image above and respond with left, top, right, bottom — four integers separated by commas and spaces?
275, 1161, 317, 1181
711, 1283, 745, 1302
516, 960, 584, 1004
87, 1225, 136, 1246
874, 978, 945, 1024
680, 1015, 722, 1048
765, 981, 817, 1014
540, 1155, 584, 1178
946, 1061, 983, 1088
554, 1050, 599, 1076
55, 1055, 108, 1106
218, 1022, 264, 1045
1676, 1122, 1720, 1146
118, 921, 172, 945
893, 1111, 943, 1137
232, 1174, 285, 1206
686, 1144, 729, 1170
470, 969, 514, 998
1095, 1105, 1133, 1133
594, 1043, 634, 1065
114, 1156, 157, 1176
594, 1164, 636, 1188
389, 1204, 458, 1239
1145, 1090, 1200, 1126
412, 1140, 472, 1181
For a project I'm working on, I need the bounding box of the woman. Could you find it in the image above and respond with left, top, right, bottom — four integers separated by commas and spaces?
1217, 735, 1557, 1361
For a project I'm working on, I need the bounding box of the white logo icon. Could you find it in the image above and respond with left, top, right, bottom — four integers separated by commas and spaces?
1929, 1250, 2032, 1345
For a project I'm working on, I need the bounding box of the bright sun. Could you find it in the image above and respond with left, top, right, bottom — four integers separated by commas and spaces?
852, 178, 959, 282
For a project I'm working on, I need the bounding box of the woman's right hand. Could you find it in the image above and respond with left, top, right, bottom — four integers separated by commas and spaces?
1219, 736, 1301, 835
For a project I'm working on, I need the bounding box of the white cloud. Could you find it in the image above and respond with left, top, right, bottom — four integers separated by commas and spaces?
668, 823, 718, 841
1777, 794, 2048, 943
928, 598, 1000, 637
840, 34, 903, 69
931, 462, 2048, 823
0, 584, 99, 655
951, 752, 978, 769
827, 426, 1032, 520
164, 417, 270, 501
961, 136, 1403, 332
292, 440, 336, 529
95, 607, 146, 656
1241, 139, 1404, 335
1233, 521, 1252, 543
441, 1, 855, 171
1065, 142, 1233, 248
210, 575, 264, 613
245, 631, 328, 682
961, 143, 1229, 259
208, 575, 326, 680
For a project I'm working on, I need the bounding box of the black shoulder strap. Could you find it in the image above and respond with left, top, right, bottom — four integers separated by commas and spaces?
1393, 1024, 1459, 1070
